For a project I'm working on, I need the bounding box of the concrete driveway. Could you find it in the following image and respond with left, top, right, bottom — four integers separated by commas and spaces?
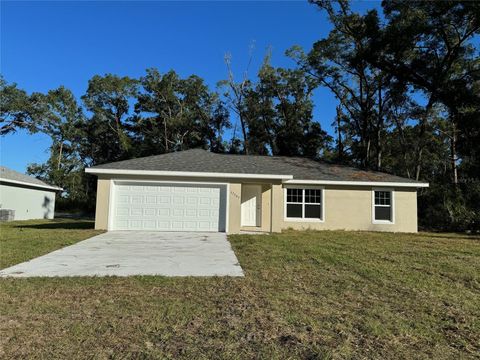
0, 232, 244, 277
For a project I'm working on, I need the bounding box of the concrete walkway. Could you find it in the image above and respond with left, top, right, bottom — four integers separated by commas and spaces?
0, 232, 244, 277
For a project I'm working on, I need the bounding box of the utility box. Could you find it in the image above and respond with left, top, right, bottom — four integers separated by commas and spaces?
0, 209, 15, 221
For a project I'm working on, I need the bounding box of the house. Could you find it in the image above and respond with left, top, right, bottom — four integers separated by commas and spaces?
0, 166, 62, 220
85, 149, 429, 233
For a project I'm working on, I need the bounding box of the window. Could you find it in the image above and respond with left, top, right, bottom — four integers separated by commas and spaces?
373, 190, 393, 223
286, 188, 323, 220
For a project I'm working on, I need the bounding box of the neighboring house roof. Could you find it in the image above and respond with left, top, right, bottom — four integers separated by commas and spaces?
86, 149, 428, 187
0, 166, 62, 191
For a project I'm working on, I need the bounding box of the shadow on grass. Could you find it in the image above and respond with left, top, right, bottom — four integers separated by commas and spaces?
14, 220, 95, 230
418, 232, 480, 241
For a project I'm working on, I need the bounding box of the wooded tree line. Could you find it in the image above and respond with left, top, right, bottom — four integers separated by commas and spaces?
1, 1, 479, 230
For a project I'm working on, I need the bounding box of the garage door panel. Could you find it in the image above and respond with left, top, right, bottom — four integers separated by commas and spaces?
186, 197, 198, 205
131, 196, 142, 204
116, 208, 129, 216
158, 208, 170, 216
130, 208, 143, 216
158, 221, 171, 229
172, 209, 184, 217
117, 195, 129, 204
198, 221, 212, 230
198, 209, 210, 217
130, 220, 142, 229
145, 195, 156, 204
171, 221, 184, 229
173, 196, 185, 205
185, 209, 197, 217
157, 196, 171, 204
143, 208, 156, 216
112, 182, 226, 232
143, 220, 156, 227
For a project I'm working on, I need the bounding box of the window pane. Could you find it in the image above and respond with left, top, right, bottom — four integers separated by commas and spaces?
375, 191, 391, 206
305, 189, 321, 204
384, 192, 391, 205
286, 204, 302, 218
287, 188, 303, 203
375, 206, 391, 221
305, 204, 322, 219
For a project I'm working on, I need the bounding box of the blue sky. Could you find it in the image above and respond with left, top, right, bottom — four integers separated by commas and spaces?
1, 0, 379, 173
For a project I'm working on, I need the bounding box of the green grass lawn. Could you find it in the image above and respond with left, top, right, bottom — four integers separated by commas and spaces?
0, 219, 103, 269
1, 220, 479, 359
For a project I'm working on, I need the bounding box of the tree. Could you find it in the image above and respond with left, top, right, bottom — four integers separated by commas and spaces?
131, 69, 230, 157
289, 2, 400, 169
27, 87, 89, 203
0, 77, 46, 135
244, 57, 331, 157
303, 0, 480, 229
218, 44, 256, 154
362, 0, 480, 183
81, 74, 138, 165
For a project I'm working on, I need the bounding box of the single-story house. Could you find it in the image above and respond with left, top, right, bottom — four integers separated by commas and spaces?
0, 166, 62, 220
85, 149, 429, 234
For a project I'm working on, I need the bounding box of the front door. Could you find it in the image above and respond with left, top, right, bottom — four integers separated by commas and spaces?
241, 185, 261, 227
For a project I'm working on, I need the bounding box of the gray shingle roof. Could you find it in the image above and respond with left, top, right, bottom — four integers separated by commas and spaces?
0, 166, 61, 190
89, 149, 422, 184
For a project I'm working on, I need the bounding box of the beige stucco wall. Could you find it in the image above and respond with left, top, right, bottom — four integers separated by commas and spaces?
92, 175, 280, 232
92, 175, 418, 233
276, 185, 418, 233
94, 178, 110, 230
228, 182, 242, 233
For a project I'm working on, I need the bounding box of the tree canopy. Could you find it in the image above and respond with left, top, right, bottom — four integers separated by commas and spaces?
2, 0, 479, 230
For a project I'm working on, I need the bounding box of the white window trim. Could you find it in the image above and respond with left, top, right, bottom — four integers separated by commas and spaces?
372, 188, 395, 224
283, 185, 325, 222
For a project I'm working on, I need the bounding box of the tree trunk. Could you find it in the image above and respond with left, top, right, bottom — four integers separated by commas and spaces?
376, 80, 383, 171
415, 146, 424, 181
57, 142, 63, 170
376, 137, 382, 170
239, 112, 249, 155
366, 138, 371, 168
414, 98, 434, 181
393, 117, 411, 178
335, 106, 344, 161
164, 118, 168, 152
450, 121, 458, 186
337, 117, 343, 162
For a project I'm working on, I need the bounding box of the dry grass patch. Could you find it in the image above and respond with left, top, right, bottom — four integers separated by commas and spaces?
1, 223, 479, 359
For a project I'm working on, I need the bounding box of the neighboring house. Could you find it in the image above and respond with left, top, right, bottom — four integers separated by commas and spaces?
0, 166, 62, 220
85, 149, 429, 234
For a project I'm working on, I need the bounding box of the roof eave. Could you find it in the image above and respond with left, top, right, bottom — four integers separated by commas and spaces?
283, 179, 429, 188
84, 169, 428, 187
85, 168, 294, 180
0, 178, 63, 191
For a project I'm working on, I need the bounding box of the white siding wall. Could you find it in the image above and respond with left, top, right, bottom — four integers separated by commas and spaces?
0, 184, 56, 220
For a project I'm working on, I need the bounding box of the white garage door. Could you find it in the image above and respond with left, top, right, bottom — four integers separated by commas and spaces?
111, 182, 227, 232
